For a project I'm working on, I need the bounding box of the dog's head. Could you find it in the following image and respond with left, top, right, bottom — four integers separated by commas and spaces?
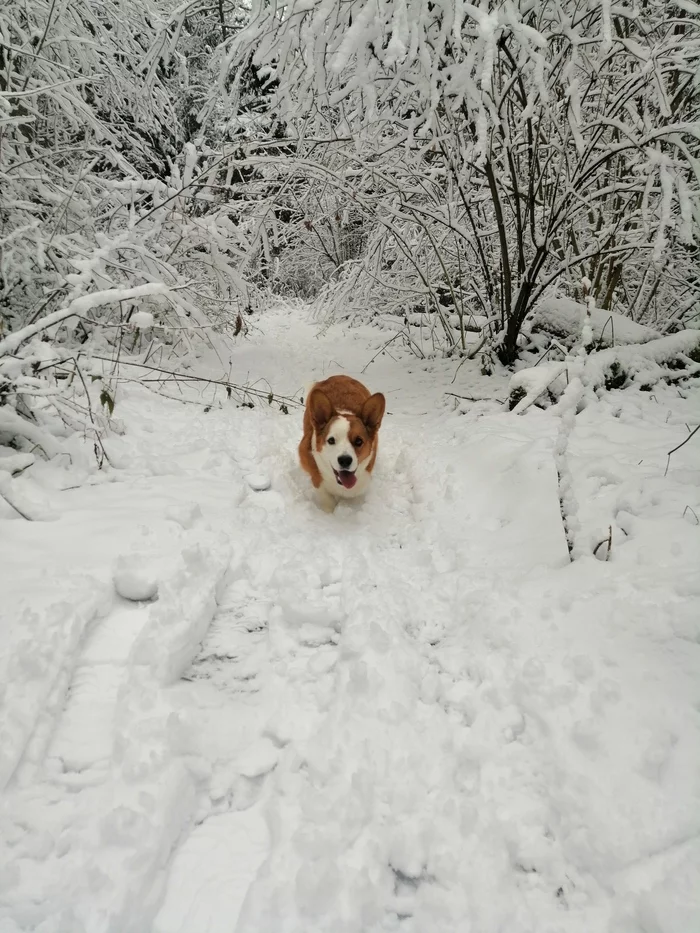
309, 387, 385, 490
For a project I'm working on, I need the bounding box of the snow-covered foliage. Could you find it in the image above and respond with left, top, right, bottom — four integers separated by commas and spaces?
3, 0, 698, 483
0, 0, 257, 471
225, 0, 700, 362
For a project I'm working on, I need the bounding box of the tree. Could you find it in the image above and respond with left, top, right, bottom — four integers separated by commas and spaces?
227, 0, 700, 363
0, 0, 256, 472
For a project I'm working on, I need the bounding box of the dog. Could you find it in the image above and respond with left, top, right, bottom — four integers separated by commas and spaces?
298, 375, 386, 512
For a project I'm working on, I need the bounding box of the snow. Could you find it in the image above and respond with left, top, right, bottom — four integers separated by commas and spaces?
584, 330, 700, 389
130, 310, 155, 329
509, 329, 700, 415
1, 305, 699, 932
0, 450, 35, 474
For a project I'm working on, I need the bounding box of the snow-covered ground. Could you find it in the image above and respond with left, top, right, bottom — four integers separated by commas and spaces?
1, 306, 699, 933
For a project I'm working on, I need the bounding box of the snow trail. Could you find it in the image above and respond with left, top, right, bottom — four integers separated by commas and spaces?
155, 412, 571, 932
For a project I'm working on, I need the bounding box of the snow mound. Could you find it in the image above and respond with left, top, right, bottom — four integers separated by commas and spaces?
0, 473, 58, 521
509, 362, 567, 413
114, 554, 159, 601
531, 297, 659, 346
245, 473, 271, 492
585, 330, 700, 389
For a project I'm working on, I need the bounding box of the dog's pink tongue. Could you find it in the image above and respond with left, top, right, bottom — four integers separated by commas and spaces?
337, 470, 357, 489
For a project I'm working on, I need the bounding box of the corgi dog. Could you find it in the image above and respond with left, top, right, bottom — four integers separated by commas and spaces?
299, 375, 386, 512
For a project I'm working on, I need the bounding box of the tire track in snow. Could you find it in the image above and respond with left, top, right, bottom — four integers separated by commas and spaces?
0, 527, 232, 933
0, 582, 109, 793
45, 604, 150, 779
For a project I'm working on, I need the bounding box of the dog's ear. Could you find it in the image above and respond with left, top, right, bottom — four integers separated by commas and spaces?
309, 388, 334, 429
361, 392, 385, 433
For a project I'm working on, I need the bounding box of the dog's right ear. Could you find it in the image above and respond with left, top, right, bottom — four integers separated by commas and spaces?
309, 388, 334, 429
361, 392, 385, 433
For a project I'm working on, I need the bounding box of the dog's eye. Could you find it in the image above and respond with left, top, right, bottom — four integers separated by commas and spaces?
327, 437, 336, 445
353, 437, 364, 448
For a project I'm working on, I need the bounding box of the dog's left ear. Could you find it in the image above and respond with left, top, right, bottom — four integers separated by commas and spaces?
361, 392, 385, 433
309, 387, 334, 429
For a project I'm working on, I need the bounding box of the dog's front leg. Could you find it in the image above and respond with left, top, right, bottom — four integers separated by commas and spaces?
317, 488, 337, 513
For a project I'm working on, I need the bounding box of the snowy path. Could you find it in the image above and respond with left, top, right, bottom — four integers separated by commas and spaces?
1, 307, 699, 932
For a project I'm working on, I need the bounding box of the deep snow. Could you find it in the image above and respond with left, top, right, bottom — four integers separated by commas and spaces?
1, 305, 699, 933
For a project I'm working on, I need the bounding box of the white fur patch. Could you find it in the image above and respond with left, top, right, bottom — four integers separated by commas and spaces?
327, 416, 353, 465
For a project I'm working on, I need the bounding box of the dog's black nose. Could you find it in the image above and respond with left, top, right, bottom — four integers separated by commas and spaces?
337, 454, 352, 469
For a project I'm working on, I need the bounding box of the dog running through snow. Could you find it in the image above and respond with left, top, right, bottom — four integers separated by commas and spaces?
298, 375, 386, 512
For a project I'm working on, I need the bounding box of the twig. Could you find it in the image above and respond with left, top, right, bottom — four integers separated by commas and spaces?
444, 392, 505, 404
593, 525, 613, 560
89, 356, 302, 408
448, 332, 489, 383
26, 288, 64, 326
64, 358, 111, 469
0, 480, 32, 520
665, 423, 700, 477
136, 381, 222, 409
361, 331, 403, 373
597, 314, 616, 348
532, 343, 556, 367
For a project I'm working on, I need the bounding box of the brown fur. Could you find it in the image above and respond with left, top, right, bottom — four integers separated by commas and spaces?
298, 375, 385, 490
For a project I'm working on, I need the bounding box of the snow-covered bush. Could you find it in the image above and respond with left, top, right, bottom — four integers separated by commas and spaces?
0, 0, 257, 472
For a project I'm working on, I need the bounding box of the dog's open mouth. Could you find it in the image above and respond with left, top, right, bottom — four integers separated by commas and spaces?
333, 469, 357, 490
